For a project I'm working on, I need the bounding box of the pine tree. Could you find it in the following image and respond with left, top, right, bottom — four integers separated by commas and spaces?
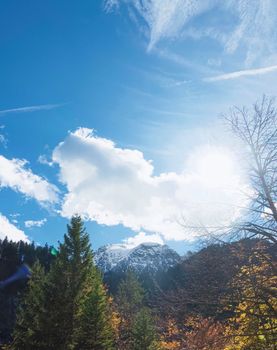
132, 307, 159, 350
11, 262, 46, 350
10, 216, 117, 349
116, 271, 144, 319
75, 268, 115, 349
116, 271, 144, 348
40, 215, 94, 349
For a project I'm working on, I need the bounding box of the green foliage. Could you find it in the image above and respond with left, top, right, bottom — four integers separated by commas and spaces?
10, 215, 115, 350
75, 269, 115, 349
2, 232, 275, 350
0, 238, 54, 345
132, 307, 158, 350
116, 271, 144, 317
116, 271, 145, 348
11, 262, 46, 350
40, 215, 94, 349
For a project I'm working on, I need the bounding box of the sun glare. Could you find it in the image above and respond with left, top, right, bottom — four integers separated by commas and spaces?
190, 146, 240, 188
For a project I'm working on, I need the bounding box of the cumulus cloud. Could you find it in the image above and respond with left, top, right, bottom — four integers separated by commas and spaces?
122, 231, 164, 248
105, 0, 277, 64
53, 128, 249, 241
0, 213, 29, 242
0, 155, 59, 203
24, 218, 47, 228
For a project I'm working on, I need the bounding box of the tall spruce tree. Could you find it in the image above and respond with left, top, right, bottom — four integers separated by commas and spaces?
132, 307, 159, 350
11, 216, 116, 349
75, 268, 115, 349
11, 262, 46, 350
116, 271, 144, 319
41, 215, 94, 349
116, 271, 144, 349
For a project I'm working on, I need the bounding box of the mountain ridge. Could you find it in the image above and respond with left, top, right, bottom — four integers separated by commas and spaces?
94, 242, 181, 275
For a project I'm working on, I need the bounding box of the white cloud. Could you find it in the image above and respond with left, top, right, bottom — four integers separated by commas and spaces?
53, 128, 249, 241
122, 231, 164, 248
38, 154, 54, 167
0, 213, 29, 242
225, 0, 277, 66
24, 218, 47, 228
0, 125, 7, 147
105, 0, 277, 65
204, 64, 277, 82
0, 155, 59, 203
0, 103, 64, 116
0, 134, 7, 147
106, 0, 214, 51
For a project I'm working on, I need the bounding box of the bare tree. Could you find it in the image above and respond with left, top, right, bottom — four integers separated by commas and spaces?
224, 95, 277, 244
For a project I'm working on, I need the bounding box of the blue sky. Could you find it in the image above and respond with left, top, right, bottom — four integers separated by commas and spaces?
0, 0, 277, 254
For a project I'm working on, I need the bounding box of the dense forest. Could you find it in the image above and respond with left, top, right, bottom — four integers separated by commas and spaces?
0, 216, 276, 349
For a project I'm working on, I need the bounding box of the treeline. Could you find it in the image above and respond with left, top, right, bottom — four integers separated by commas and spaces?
0, 216, 276, 349
154, 239, 276, 349
0, 216, 160, 349
0, 238, 55, 345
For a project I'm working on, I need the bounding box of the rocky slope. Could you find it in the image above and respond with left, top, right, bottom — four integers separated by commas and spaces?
94, 242, 181, 275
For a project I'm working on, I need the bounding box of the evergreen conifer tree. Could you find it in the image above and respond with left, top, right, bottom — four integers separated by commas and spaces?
116, 271, 144, 319
11, 262, 46, 350
116, 271, 144, 349
132, 307, 158, 350
75, 268, 115, 349
42, 215, 94, 349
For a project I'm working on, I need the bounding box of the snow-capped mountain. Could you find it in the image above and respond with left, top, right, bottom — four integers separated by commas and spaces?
94, 242, 181, 274
94, 244, 131, 273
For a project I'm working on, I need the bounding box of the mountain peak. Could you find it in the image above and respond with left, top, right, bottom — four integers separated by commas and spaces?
94, 242, 180, 274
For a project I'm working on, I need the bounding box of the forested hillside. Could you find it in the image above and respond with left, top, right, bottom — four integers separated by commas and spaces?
0, 239, 55, 345
0, 217, 276, 349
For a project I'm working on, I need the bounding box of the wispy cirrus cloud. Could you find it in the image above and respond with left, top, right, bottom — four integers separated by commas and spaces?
0, 134, 7, 147
105, 0, 277, 65
105, 0, 214, 51
0, 125, 7, 148
0, 103, 64, 116
224, 0, 277, 66
204, 64, 277, 82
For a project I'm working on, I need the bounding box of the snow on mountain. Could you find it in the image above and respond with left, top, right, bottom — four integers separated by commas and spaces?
94, 242, 181, 274
94, 244, 131, 273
